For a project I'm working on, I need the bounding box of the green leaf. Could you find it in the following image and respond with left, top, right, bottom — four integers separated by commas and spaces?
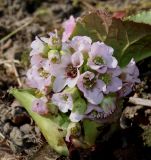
72, 11, 151, 67
105, 18, 151, 67
9, 88, 69, 156
83, 119, 102, 145
72, 10, 112, 42
63, 87, 80, 101
72, 98, 87, 114
124, 10, 151, 25
119, 35, 151, 66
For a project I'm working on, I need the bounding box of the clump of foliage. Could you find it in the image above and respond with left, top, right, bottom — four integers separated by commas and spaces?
10, 10, 151, 156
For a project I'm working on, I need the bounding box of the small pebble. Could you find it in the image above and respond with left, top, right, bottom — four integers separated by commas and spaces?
3, 122, 12, 134
10, 127, 23, 146
20, 124, 32, 134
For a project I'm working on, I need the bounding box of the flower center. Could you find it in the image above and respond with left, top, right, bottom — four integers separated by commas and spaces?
66, 64, 77, 78
119, 73, 126, 81
100, 74, 111, 85
83, 75, 96, 89
35, 90, 44, 98
48, 50, 61, 64
62, 94, 68, 101
39, 68, 49, 78
51, 57, 58, 63
93, 56, 104, 65
51, 37, 61, 50
52, 37, 60, 45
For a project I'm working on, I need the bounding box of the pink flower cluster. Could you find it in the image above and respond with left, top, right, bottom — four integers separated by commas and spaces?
26, 31, 140, 123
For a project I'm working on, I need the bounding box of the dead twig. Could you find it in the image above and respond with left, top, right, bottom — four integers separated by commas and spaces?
0, 132, 5, 140
129, 97, 151, 107
81, 1, 94, 10
12, 63, 22, 87
0, 60, 20, 65
0, 59, 22, 87
0, 18, 33, 45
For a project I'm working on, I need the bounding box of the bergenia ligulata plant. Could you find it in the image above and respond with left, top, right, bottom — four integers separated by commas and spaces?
10, 10, 151, 156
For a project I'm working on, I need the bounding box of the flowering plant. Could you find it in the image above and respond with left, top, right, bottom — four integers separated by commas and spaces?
10, 10, 151, 156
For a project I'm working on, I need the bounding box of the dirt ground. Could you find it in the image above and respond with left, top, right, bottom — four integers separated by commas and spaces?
0, 0, 151, 160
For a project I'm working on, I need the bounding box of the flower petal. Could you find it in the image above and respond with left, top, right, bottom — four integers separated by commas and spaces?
30, 55, 44, 67
51, 64, 65, 76
90, 42, 114, 58
69, 112, 84, 122
96, 80, 106, 92
30, 36, 49, 56
52, 93, 73, 113
106, 56, 118, 68
53, 76, 67, 92
62, 16, 76, 42
71, 36, 92, 52
61, 53, 72, 66
32, 97, 48, 115
87, 59, 102, 70
85, 103, 103, 114
71, 51, 84, 67
122, 58, 140, 84
85, 88, 104, 105
106, 77, 122, 93
66, 70, 80, 88
107, 66, 121, 77
118, 82, 133, 97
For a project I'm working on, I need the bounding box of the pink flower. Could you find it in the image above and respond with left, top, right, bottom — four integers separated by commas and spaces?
52, 52, 84, 92
30, 54, 45, 67
48, 31, 61, 49
69, 112, 84, 122
62, 16, 76, 42
85, 104, 103, 120
77, 71, 106, 105
32, 97, 48, 115
51, 92, 73, 113
41, 50, 61, 73
118, 82, 133, 97
85, 103, 104, 114
119, 58, 140, 97
26, 65, 51, 93
30, 36, 49, 56
48, 50, 61, 64
85, 96, 116, 119
121, 58, 140, 83
100, 67, 122, 94
87, 42, 117, 73
100, 96, 116, 117
30, 31, 60, 56
71, 36, 92, 52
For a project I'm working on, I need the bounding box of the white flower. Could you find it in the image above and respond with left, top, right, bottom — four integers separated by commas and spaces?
52, 93, 73, 113
87, 42, 117, 73
77, 71, 106, 105
69, 112, 84, 122
30, 36, 49, 56
71, 36, 92, 52
52, 52, 84, 92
